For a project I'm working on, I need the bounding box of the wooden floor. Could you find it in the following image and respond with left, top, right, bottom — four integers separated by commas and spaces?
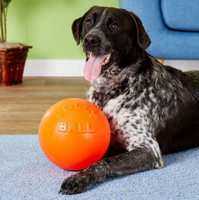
0, 77, 90, 135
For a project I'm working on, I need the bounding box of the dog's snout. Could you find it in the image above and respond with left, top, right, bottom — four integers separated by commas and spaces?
84, 34, 100, 47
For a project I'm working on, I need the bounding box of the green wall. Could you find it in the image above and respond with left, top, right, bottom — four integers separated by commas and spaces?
7, 0, 119, 59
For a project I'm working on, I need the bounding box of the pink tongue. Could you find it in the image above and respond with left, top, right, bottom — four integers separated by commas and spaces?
84, 53, 107, 81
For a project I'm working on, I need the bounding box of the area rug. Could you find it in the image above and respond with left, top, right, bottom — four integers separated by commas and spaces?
0, 135, 199, 200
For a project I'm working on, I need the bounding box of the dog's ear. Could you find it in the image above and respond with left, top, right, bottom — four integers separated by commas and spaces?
128, 12, 151, 49
72, 17, 84, 45
72, 6, 97, 45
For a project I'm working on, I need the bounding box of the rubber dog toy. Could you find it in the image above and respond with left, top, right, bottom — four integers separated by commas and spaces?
38, 98, 111, 170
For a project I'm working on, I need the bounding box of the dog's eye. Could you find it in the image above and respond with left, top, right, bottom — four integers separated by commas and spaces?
85, 19, 93, 27
110, 23, 119, 30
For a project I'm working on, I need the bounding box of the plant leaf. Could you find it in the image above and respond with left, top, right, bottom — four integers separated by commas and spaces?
1, 0, 11, 8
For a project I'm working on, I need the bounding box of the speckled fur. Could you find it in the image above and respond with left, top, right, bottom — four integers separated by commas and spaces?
88, 55, 198, 160
60, 6, 199, 195
89, 64, 160, 155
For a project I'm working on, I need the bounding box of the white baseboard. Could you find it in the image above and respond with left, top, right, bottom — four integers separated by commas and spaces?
24, 59, 199, 77
164, 60, 199, 71
24, 60, 85, 77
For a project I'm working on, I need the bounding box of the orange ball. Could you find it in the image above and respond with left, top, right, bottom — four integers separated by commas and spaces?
38, 98, 111, 171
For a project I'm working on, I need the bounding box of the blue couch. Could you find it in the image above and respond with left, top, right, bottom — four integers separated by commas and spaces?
119, 0, 199, 59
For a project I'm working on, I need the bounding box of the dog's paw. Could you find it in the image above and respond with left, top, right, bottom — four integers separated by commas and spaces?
59, 172, 95, 195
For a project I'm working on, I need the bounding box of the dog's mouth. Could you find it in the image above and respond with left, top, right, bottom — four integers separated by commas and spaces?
84, 51, 117, 81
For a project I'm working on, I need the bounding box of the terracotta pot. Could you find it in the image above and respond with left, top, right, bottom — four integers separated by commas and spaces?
0, 46, 32, 86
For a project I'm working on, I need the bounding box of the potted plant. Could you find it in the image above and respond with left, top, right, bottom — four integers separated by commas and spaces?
0, 0, 32, 86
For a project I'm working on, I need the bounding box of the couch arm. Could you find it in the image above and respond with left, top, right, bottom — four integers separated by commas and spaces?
119, 0, 199, 59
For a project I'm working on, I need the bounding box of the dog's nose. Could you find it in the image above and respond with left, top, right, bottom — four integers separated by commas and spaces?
84, 35, 100, 47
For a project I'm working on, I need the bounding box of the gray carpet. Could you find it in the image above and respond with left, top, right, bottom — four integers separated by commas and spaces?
1, 135, 199, 200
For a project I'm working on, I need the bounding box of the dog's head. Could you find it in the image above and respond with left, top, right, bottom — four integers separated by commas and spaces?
72, 6, 151, 81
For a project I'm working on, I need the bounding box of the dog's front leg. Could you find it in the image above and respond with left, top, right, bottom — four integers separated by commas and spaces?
59, 146, 163, 195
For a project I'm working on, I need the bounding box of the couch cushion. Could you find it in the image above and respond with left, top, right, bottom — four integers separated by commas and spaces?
161, 0, 199, 31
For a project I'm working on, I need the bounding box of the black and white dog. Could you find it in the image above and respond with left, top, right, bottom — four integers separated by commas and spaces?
60, 6, 199, 195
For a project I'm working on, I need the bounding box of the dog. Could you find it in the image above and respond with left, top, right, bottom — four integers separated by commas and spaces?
59, 6, 199, 195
